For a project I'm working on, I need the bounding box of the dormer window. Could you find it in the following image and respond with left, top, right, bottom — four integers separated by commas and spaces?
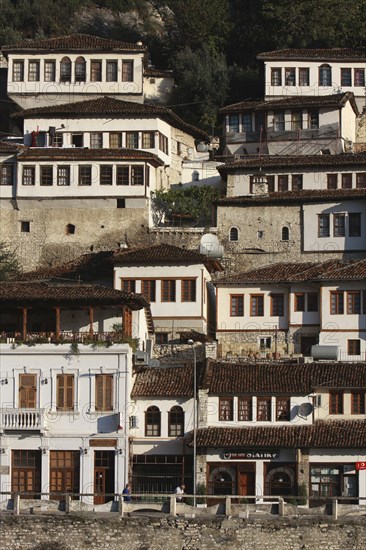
319, 64, 332, 86
75, 57, 86, 82
60, 57, 71, 82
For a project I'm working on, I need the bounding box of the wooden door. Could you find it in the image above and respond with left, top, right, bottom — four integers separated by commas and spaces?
12, 450, 41, 498
50, 451, 80, 499
94, 468, 106, 504
239, 472, 255, 498
300, 336, 317, 356
19, 374, 37, 408
94, 451, 114, 504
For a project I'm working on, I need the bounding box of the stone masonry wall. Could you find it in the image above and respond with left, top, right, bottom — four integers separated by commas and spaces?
1, 515, 366, 550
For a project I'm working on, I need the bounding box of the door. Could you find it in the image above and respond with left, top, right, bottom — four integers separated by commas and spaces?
94, 468, 106, 505
50, 451, 80, 499
19, 374, 37, 408
12, 450, 41, 499
239, 472, 255, 497
300, 336, 317, 356
94, 451, 115, 504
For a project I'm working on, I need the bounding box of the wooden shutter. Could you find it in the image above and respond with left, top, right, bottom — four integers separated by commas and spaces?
19, 374, 37, 408
57, 374, 74, 410
95, 375, 113, 411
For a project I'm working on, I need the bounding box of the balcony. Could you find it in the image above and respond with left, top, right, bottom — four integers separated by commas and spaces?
0, 331, 138, 348
0, 409, 47, 432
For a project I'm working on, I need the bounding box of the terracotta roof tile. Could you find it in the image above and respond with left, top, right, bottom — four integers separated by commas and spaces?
144, 68, 173, 78
257, 48, 366, 61
131, 364, 196, 398
216, 188, 366, 206
194, 421, 366, 449
2, 33, 145, 53
17, 147, 163, 165
114, 244, 224, 272
12, 97, 209, 142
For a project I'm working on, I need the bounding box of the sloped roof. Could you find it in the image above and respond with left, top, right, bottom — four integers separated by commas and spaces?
144, 68, 173, 78
114, 244, 224, 272
0, 141, 21, 154
131, 364, 195, 398
219, 92, 358, 115
193, 421, 366, 449
257, 48, 366, 61
2, 33, 145, 53
12, 96, 209, 142
216, 188, 366, 206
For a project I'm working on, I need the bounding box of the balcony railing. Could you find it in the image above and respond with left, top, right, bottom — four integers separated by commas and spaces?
0, 331, 137, 346
0, 408, 47, 431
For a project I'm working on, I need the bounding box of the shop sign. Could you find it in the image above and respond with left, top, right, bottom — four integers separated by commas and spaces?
223, 450, 280, 460
356, 462, 366, 470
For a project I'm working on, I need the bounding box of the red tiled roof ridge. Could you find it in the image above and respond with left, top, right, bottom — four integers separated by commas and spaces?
257, 47, 366, 60
216, 188, 366, 206
2, 33, 146, 52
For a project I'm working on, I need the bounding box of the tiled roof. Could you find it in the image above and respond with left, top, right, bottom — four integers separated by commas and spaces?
203, 361, 366, 394
219, 153, 366, 173
2, 34, 145, 53
216, 188, 366, 206
131, 364, 196, 398
17, 147, 163, 165
194, 421, 366, 449
12, 97, 209, 142
257, 48, 366, 61
0, 280, 148, 309
215, 258, 366, 284
219, 93, 357, 114
144, 68, 173, 78
0, 141, 24, 154
114, 244, 224, 272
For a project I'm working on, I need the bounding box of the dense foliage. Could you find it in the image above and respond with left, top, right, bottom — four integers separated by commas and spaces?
0, 241, 19, 280
1, 0, 365, 131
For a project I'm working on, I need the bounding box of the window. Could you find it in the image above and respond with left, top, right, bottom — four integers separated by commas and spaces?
271, 294, 284, 316
78, 165, 92, 186
159, 133, 168, 154
266, 175, 275, 193
285, 67, 296, 86
126, 132, 138, 149
57, 166, 70, 186
131, 166, 144, 185
259, 337, 271, 350
299, 67, 309, 86
52, 133, 63, 148
347, 291, 361, 314
219, 398, 233, 421
142, 132, 155, 148
141, 280, 156, 302
91, 60, 102, 81
333, 213, 345, 237
28, 60, 40, 82
281, 227, 289, 241
121, 279, 136, 293
238, 398, 252, 421
250, 294, 264, 316
12, 60, 24, 81
318, 214, 330, 237
40, 165, 53, 186
356, 173, 366, 189
291, 174, 303, 190
341, 173, 352, 189
100, 165, 113, 185
71, 133, 83, 147
117, 198, 125, 208
106, 60, 118, 82
291, 111, 302, 130
339, 68, 352, 87
44, 60, 55, 82
276, 398, 290, 421
56, 374, 74, 411
271, 68, 282, 86
168, 406, 184, 436
319, 64, 332, 86
0, 164, 13, 185
95, 374, 113, 411
278, 175, 288, 192
229, 227, 239, 241
329, 391, 343, 414
21, 221, 30, 233
145, 406, 161, 436
116, 166, 129, 185
354, 68, 365, 87
90, 132, 103, 149
255, 112, 265, 132
230, 295, 244, 316
60, 57, 71, 82
351, 391, 365, 415
228, 114, 239, 132
348, 339, 361, 356
22, 166, 35, 185
109, 132, 122, 148
257, 397, 271, 421
242, 113, 252, 132
161, 279, 176, 302
66, 223, 75, 235
19, 374, 36, 408
308, 110, 319, 129
327, 174, 338, 189
181, 279, 196, 302
349, 213, 361, 237
74, 56, 86, 82
330, 291, 344, 314
307, 293, 319, 312
156, 333, 168, 345
295, 293, 305, 312
122, 60, 133, 82
273, 112, 285, 131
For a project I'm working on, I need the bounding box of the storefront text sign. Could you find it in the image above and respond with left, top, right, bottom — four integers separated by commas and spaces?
356, 462, 366, 470
223, 450, 280, 460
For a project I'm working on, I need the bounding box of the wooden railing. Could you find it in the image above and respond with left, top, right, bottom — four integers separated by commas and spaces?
0, 331, 134, 345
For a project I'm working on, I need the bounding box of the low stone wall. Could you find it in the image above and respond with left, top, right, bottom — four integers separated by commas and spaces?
1, 515, 366, 550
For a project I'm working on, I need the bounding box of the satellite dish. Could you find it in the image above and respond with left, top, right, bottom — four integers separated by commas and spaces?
298, 402, 313, 417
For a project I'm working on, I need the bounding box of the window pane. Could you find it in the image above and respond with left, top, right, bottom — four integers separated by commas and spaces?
161, 280, 176, 302
291, 111, 302, 130
327, 174, 338, 189
0, 164, 13, 185
13, 60, 24, 81
271, 68, 282, 86
333, 214, 345, 237
28, 61, 40, 82
142, 132, 154, 148
44, 61, 55, 82
57, 166, 70, 186
110, 132, 122, 148
91, 60, 102, 81
131, 166, 144, 185
60, 57, 71, 82
356, 173, 366, 189
318, 214, 330, 237
116, 166, 129, 185
22, 166, 35, 185
40, 166, 53, 186
285, 67, 296, 86
219, 398, 233, 421
75, 57, 86, 82
182, 279, 196, 302
354, 69, 365, 87
341, 173, 352, 189
122, 61, 133, 82
341, 68, 352, 86
229, 114, 239, 132
230, 295, 244, 316
78, 166, 92, 186
126, 132, 138, 148
349, 213, 361, 237
90, 133, 103, 148
106, 61, 118, 82
319, 64, 332, 86
299, 68, 309, 86
278, 175, 288, 192
100, 165, 113, 185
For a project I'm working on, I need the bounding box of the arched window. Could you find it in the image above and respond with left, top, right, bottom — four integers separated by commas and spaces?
168, 406, 184, 437
60, 57, 71, 82
145, 406, 161, 436
281, 227, 289, 241
229, 227, 239, 241
75, 56, 86, 82
319, 64, 332, 86
66, 223, 75, 235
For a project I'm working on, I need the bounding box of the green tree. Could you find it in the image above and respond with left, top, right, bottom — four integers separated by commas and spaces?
0, 241, 19, 281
